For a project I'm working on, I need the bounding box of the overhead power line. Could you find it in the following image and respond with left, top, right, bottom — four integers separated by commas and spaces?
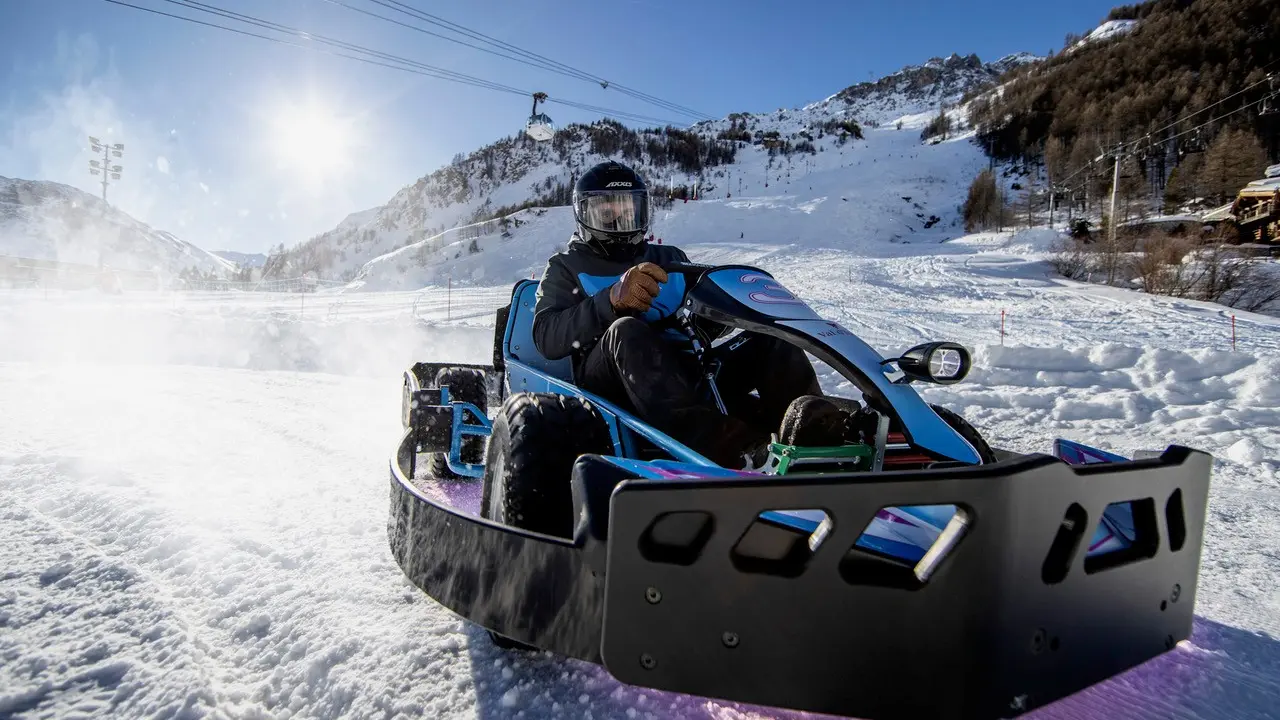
325, 0, 716, 121
100, 0, 685, 127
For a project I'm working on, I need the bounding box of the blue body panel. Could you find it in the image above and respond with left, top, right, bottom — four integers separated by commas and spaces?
699, 268, 981, 465
706, 268, 824, 321
578, 272, 687, 323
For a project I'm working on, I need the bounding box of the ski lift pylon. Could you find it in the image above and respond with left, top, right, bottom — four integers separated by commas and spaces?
525, 91, 554, 142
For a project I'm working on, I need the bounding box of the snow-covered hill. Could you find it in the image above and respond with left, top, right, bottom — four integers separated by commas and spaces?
279, 52, 1039, 286
0, 176, 233, 276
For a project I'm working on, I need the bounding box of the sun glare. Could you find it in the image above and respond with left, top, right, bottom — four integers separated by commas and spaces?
270, 102, 353, 179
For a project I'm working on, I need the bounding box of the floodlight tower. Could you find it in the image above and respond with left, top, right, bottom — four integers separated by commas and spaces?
88, 136, 124, 204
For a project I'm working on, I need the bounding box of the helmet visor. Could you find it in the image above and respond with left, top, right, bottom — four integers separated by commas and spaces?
574, 189, 650, 235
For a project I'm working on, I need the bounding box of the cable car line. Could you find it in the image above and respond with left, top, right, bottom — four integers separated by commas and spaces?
363, 0, 712, 120
163, 0, 529, 95
100, 0, 514, 92
315, 0, 617, 90
99, 0, 685, 129
341, 0, 715, 121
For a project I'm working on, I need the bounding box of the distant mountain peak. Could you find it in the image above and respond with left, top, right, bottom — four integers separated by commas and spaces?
821, 52, 1039, 119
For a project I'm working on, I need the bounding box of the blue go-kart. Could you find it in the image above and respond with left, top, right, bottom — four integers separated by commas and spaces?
388, 262, 1211, 720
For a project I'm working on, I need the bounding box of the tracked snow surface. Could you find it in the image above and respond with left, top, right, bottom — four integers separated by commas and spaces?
3, 67, 1280, 720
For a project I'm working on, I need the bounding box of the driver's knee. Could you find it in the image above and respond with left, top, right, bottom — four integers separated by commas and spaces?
600, 316, 655, 352
753, 335, 820, 393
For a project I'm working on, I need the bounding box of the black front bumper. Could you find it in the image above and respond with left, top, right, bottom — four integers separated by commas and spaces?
388, 433, 1211, 719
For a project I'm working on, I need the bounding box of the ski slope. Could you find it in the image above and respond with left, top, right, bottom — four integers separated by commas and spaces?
2, 225, 1279, 719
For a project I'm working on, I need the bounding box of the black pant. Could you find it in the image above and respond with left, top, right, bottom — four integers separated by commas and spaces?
576, 317, 820, 465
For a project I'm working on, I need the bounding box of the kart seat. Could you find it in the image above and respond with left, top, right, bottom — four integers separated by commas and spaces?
506, 280, 574, 383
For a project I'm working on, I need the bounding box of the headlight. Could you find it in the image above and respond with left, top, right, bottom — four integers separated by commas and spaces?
928, 348, 965, 381
896, 342, 971, 385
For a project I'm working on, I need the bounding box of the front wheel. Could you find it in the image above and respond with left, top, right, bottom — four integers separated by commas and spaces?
930, 404, 997, 464
479, 392, 612, 649
480, 392, 613, 537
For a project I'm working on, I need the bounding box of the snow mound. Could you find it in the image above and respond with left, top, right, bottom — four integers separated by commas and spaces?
924, 342, 1280, 465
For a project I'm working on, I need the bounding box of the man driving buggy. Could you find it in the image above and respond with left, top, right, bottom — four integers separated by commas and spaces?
531, 160, 826, 469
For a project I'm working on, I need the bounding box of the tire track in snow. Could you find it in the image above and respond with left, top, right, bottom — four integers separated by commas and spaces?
0, 462, 223, 718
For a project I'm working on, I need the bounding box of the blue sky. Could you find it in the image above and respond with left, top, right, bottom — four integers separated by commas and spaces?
1, 0, 1121, 253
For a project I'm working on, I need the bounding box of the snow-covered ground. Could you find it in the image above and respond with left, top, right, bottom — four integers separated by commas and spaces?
2, 221, 1278, 718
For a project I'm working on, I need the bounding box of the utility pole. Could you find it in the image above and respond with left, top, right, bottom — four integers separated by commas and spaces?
88, 136, 124, 204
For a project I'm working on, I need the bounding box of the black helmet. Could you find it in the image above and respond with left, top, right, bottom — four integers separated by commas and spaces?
572, 161, 652, 248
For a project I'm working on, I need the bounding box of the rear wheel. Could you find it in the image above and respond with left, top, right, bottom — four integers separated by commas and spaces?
480, 392, 612, 649
425, 367, 487, 480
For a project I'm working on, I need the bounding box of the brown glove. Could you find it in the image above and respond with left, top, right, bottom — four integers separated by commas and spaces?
609, 262, 668, 314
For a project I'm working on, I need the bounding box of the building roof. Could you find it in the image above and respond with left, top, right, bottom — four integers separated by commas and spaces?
1201, 202, 1236, 222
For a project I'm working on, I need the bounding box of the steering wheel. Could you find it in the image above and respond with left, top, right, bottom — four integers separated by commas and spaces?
657, 261, 717, 283
645, 262, 730, 338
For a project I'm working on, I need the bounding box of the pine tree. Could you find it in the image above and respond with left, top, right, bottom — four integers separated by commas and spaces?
972, 0, 1279, 169
963, 169, 1001, 232
1201, 128, 1268, 204
1162, 154, 1203, 213
1045, 136, 1070, 187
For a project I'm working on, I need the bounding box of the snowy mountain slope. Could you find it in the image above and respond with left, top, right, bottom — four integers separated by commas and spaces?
279, 52, 1037, 284
1, 228, 1278, 718
342, 58, 1022, 292
802, 52, 1038, 126
0, 177, 234, 276
212, 250, 267, 268
1071, 19, 1140, 51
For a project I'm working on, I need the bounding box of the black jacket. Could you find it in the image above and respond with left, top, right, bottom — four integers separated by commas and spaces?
532, 234, 691, 368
